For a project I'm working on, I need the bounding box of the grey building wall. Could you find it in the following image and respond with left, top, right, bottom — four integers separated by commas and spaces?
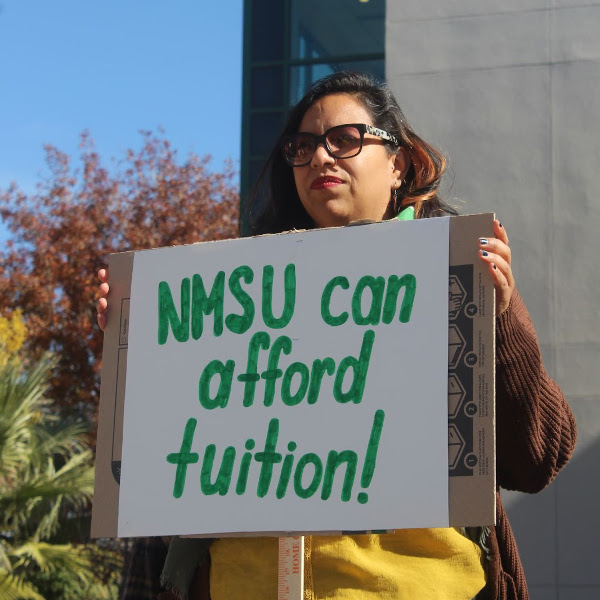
386, 2, 600, 598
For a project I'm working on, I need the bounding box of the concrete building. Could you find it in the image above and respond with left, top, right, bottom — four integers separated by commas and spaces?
242, 1, 600, 597
387, 2, 600, 598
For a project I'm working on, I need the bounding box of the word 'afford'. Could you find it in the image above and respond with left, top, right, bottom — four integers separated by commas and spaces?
199, 330, 374, 409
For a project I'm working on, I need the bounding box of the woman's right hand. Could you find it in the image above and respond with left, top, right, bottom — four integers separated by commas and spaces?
97, 268, 109, 331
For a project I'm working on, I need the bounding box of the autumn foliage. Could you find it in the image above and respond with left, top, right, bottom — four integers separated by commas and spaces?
0, 131, 239, 423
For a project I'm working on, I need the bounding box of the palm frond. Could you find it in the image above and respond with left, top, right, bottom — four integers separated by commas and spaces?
0, 570, 44, 600
35, 421, 90, 460
0, 541, 13, 572
0, 354, 117, 595
13, 541, 96, 582
0, 453, 94, 534
33, 496, 63, 541
0, 356, 57, 477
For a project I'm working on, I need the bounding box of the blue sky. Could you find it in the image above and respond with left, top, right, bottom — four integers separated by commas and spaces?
0, 0, 243, 241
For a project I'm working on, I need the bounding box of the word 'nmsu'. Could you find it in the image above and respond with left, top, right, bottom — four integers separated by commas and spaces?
157, 264, 417, 344
166, 410, 385, 504
158, 264, 296, 344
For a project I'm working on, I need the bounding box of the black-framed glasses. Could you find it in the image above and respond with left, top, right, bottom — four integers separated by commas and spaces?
282, 123, 399, 167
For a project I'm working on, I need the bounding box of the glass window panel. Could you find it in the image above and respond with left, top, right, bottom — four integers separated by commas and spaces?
249, 159, 267, 189
290, 0, 385, 60
251, 66, 284, 109
251, 0, 285, 61
289, 59, 385, 105
247, 158, 270, 211
250, 112, 285, 156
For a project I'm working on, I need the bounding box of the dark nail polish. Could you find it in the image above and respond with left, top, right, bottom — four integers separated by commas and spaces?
479, 238, 488, 245
493, 263, 497, 270
482, 250, 489, 257
498, 222, 503, 228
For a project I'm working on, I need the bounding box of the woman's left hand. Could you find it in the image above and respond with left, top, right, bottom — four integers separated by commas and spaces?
478, 219, 515, 316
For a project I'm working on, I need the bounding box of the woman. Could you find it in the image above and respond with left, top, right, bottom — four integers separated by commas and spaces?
98, 72, 576, 600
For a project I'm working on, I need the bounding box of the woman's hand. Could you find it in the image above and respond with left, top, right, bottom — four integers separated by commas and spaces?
97, 268, 109, 331
478, 220, 515, 316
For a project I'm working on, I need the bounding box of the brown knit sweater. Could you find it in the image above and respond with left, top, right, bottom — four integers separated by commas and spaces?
124, 290, 577, 600
479, 290, 577, 600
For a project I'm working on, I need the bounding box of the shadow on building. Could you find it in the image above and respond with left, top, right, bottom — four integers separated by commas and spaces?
503, 429, 600, 599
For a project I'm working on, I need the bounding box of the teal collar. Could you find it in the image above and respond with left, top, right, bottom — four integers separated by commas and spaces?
396, 205, 415, 221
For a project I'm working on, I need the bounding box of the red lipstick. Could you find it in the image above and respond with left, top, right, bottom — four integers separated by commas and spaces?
311, 176, 343, 190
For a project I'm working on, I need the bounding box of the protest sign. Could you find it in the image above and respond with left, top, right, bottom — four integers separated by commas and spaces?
91, 214, 496, 538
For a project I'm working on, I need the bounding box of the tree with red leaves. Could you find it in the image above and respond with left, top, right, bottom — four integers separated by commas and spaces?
0, 131, 239, 424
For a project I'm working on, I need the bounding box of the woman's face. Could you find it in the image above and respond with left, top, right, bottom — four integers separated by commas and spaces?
292, 93, 406, 228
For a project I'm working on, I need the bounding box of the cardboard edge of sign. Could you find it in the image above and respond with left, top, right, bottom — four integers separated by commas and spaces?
91, 213, 496, 539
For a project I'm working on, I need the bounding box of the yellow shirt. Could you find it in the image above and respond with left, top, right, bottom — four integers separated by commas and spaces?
210, 529, 485, 600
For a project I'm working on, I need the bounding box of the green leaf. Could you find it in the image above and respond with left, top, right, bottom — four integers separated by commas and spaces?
0, 355, 120, 596
0, 570, 44, 600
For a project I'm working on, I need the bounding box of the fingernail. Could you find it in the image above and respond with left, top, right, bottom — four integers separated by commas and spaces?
498, 222, 503, 228
482, 250, 489, 257
479, 238, 488, 245
492, 263, 497, 270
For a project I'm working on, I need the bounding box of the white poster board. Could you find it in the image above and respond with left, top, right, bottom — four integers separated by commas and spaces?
117, 218, 451, 537
118, 218, 448, 536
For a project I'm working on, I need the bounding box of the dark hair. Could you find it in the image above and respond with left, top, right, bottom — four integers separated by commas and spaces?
244, 71, 456, 236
